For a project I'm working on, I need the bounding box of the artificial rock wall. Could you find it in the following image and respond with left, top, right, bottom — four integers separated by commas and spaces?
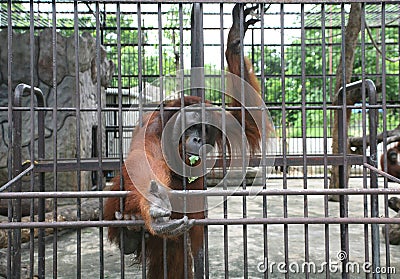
0, 28, 114, 192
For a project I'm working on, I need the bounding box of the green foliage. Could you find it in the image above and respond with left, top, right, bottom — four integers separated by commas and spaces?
252, 22, 399, 138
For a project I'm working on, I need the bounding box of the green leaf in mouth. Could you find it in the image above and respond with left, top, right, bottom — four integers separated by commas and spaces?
188, 155, 200, 165
188, 155, 200, 183
188, 176, 199, 183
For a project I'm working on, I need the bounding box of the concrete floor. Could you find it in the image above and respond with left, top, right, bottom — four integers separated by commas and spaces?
14, 178, 400, 278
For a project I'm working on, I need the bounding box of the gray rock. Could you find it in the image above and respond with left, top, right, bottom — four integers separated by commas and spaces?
0, 29, 39, 88
0, 29, 111, 193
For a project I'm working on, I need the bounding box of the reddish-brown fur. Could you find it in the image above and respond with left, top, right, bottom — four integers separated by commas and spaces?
380, 146, 400, 181
104, 4, 268, 278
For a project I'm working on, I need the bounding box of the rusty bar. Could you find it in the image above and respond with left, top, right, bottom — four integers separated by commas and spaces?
336, 78, 379, 277
157, 5, 167, 278
73, 2, 83, 278
28, 3, 36, 277
219, 4, 229, 278
3, 186, 400, 200
6, 1, 13, 277
338, 6, 349, 278
190, 3, 206, 279
30, 154, 366, 173
1, 216, 400, 230
379, 3, 389, 278
9, 103, 393, 112
375, 3, 390, 279
190, 3, 205, 99
12, 84, 23, 279
73, 1, 82, 278
359, 3, 370, 275
12, 36, 47, 279
11, 83, 44, 278
238, 5, 249, 278
116, 2, 126, 276
259, 4, 268, 279
299, 5, 310, 279
367, 81, 380, 278
37, 73, 46, 279
9, 103, 394, 112
50, 1, 59, 277
279, 4, 289, 278
320, 4, 331, 279
176, 4, 190, 279
81, 0, 400, 3
94, 2, 105, 278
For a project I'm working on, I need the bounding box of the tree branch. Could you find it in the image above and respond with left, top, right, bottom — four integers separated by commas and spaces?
349, 124, 400, 148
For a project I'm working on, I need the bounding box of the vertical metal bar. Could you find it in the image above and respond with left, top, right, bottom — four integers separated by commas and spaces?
191, 3, 206, 279
32, 10, 47, 277
320, 4, 330, 279
300, 5, 309, 279
359, 6, 370, 279
37, 91, 46, 278
259, 4, 269, 279
369, 4, 382, 279
29, 2, 36, 278
135, 4, 147, 278
157, 4, 167, 278
37, 84, 46, 279
219, 4, 229, 279
116, 2, 125, 278
368, 81, 380, 279
95, 2, 104, 279
37, 86, 46, 279
158, 3, 165, 124
6, 2, 13, 278
141, 230, 146, 279
14, 85, 45, 278
51, 1, 59, 277
12, 88, 23, 279
190, 3, 208, 278
176, 5, 190, 279
238, 5, 248, 278
10, 84, 44, 279
137, 3, 143, 127
379, 4, 390, 278
280, 4, 289, 279
190, 3, 204, 99
73, 1, 82, 278
338, 5, 349, 279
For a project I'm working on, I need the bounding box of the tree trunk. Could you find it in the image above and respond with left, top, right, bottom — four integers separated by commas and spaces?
329, 3, 362, 201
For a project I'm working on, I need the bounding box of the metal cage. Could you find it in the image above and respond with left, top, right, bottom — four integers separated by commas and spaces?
1, 1, 400, 278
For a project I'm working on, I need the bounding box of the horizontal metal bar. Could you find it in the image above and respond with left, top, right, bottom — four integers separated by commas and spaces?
1, 217, 400, 230
171, 187, 400, 197
84, 1, 400, 4
33, 158, 120, 172
2, 187, 400, 200
272, 154, 364, 167
195, 217, 400, 225
0, 191, 129, 199
31, 155, 365, 172
6, 104, 397, 112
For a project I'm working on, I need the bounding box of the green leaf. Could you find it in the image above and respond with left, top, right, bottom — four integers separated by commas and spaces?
189, 155, 200, 165
188, 176, 199, 183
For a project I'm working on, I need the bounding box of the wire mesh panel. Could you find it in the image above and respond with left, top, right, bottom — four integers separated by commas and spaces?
0, 1, 400, 279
